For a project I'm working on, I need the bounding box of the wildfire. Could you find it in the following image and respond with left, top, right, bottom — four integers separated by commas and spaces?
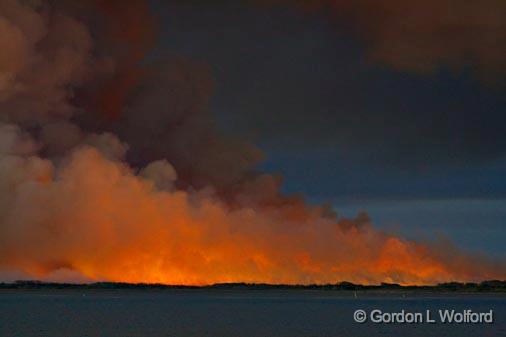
1, 146, 503, 285
0, 0, 504, 285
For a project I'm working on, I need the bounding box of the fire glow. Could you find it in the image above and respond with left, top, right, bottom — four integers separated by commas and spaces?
0, 0, 504, 286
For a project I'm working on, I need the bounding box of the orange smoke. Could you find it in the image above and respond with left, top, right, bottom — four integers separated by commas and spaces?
0, 137, 503, 285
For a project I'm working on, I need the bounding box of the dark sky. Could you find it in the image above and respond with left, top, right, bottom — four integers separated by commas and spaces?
150, 1, 506, 255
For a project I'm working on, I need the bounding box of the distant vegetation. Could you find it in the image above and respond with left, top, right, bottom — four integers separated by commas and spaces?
1, 280, 506, 292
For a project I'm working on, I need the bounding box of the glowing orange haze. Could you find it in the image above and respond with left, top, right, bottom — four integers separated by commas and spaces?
0, 144, 504, 285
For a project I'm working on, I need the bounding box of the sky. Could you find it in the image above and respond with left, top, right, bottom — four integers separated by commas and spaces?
151, 0, 506, 256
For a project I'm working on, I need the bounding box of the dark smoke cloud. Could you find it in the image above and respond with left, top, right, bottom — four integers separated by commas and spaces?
162, 0, 506, 75
77, 55, 264, 190
0, 0, 105, 124
255, 0, 506, 76
154, 0, 506, 76
0, 0, 261, 191
153, 0, 506, 168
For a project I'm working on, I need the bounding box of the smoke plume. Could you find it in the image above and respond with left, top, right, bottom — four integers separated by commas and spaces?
0, 0, 504, 285
259, 0, 506, 76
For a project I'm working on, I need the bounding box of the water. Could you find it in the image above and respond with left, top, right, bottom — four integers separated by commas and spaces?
1, 290, 505, 337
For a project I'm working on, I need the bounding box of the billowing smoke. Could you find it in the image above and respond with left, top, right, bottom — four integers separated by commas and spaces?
0, 0, 504, 285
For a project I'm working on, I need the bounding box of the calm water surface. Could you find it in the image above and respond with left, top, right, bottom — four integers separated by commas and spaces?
1, 290, 504, 337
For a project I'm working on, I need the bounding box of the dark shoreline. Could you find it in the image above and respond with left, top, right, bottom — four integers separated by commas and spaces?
1, 280, 505, 293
